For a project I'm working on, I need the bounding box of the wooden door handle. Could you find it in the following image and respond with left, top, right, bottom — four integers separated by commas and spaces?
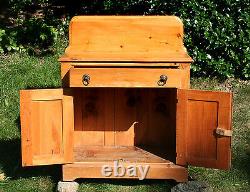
216, 128, 232, 137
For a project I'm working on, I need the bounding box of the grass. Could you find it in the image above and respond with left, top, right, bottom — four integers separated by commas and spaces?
190, 78, 250, 191
0, 41, 249, 191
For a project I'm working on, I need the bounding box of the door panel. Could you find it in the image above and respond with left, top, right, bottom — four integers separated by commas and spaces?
176, 89, 232, 169
20, 89, 74, 166
32, 100, 63, 157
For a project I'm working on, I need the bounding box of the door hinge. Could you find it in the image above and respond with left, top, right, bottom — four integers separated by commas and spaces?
216, 128, 232, 137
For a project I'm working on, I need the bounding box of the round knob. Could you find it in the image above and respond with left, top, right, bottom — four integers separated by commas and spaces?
158, 75, 167, 86
82, 74, 90, 86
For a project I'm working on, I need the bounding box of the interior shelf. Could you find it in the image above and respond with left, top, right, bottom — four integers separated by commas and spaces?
74, 146, 171, 164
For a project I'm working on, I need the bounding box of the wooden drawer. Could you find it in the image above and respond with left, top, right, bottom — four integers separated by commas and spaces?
68, 68, 187, 88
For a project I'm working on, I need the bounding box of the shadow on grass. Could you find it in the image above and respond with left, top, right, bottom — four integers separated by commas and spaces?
0, 116, 61, 192
0, 137, 175, 191
76, 178, 175, 192
0, 138, 61, 178
77, 178, 176, 186
232, 146, 250, 184
25, 85, 62, 90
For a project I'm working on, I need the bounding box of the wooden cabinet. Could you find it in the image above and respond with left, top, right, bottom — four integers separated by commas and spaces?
20, 16, 232, 182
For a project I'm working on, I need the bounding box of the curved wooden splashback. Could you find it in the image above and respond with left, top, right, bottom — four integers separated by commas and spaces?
60, 16, 193, 63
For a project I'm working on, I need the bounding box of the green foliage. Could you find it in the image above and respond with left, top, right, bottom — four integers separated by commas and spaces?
101, 0, 250, 79
175, 0, 250, 79
0, 0, 249, 79
0, 0, 58, 54
0, 29, 24, 53
0, 18, 58, 54
17, 18, 58, 54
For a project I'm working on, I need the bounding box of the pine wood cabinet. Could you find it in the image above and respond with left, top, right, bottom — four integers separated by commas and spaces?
20, 16, 232, 182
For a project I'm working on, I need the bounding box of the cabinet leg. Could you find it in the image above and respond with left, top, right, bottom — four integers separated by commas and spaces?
57, 181, 79, 192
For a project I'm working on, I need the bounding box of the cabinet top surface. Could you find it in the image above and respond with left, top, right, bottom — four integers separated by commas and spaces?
59, 16, 193, 64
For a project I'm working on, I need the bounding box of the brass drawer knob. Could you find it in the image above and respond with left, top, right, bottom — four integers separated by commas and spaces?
82, 74, 90, 86
158, 75, 167, 86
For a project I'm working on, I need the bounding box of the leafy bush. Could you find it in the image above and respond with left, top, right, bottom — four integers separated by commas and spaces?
0, 0, 59, 54
101, 0, 250, 79
17, 18, 58, 54
0, 0, 249, 79
0, 29, 24, 53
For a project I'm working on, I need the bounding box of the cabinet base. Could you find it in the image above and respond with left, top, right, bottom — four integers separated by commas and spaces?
62, 146, 188, 182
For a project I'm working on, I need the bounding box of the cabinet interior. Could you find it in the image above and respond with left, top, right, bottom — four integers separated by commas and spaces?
72, 88, 177, 164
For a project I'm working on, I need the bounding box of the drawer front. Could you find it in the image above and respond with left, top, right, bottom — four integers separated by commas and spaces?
69, 68, 186, 88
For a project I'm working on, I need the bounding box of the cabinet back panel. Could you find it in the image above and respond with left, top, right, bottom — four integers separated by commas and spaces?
73, 88, 114, 146
114, 89, 137, 146
73, 88, 176, 157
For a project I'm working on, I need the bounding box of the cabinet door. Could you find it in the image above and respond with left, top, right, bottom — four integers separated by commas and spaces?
176, 89, 232, 169
20, 89, 74, 166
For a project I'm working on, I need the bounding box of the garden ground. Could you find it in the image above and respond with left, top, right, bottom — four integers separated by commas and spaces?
0, 41, 249, 191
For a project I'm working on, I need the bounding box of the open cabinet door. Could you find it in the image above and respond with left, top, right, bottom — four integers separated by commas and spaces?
20, 89, 74, 166
176, 89, 232, 169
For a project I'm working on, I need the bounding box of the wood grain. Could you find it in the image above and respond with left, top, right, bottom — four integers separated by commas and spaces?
60, 62, 183, 67
20, 15, 233, 182
63, 162, 188, 182
135, 89, 176, 162
114, 89, 137, 146
73, 146, 168, 163
20, 89, 74, 166
61, 63, 73, 87
60, 16, 192, 62
73, 88, 177, 162
63, 146, 188, 182
69, 68, 186, 88
176, 89, 232, 169
63, 89, 74, 162
73, 88, 115, 147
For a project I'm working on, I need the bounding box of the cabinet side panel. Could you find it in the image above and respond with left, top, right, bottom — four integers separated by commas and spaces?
61, 63, 72, 87
135, 89, 176, 161
63, 91, 74, 162
20, 91, 33, 166
179, 63, 190, 89
176, 89, 187, 165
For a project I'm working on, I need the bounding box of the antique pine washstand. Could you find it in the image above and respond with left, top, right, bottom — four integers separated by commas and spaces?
20, 16, 232, 183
